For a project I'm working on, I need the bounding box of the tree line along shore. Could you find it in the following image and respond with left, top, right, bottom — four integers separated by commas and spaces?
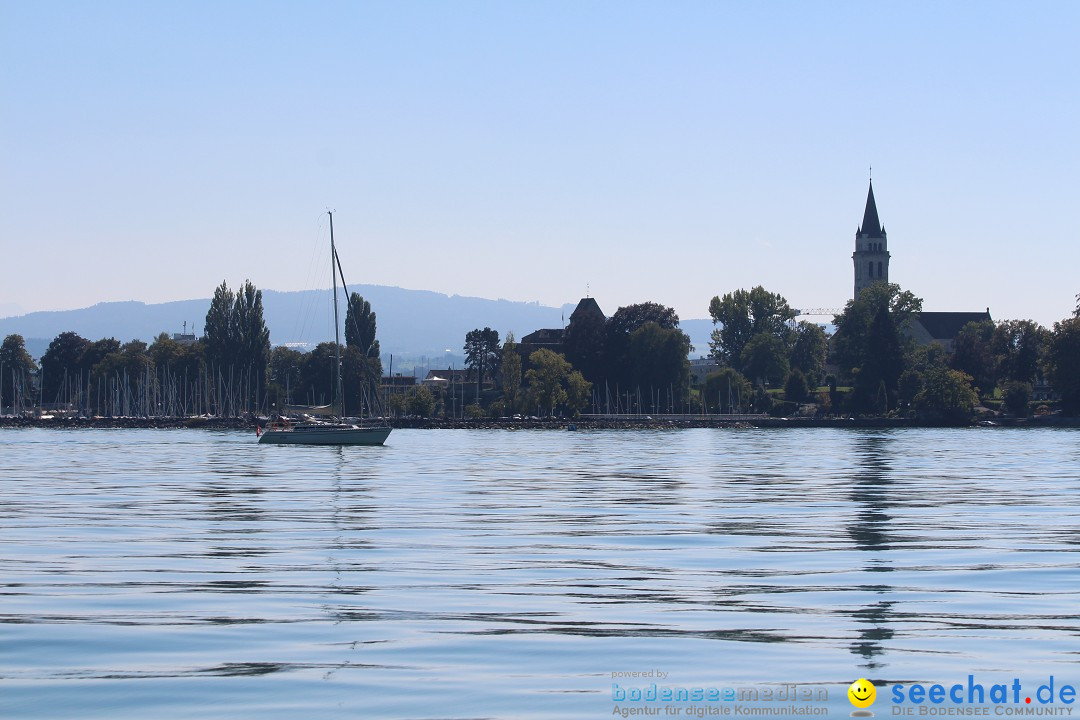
1, 280, 1078, 424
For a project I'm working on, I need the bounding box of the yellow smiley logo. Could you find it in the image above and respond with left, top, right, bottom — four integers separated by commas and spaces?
848, 678, 876, 709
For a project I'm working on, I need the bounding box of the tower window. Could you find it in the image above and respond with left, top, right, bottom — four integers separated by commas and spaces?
878, 261, 883, 277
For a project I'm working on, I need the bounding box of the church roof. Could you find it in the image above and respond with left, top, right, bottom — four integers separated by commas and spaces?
914, 311, 992, 340
858, 180, 885, 238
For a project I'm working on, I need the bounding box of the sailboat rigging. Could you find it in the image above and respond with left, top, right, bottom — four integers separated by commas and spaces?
258, 212, 392, 446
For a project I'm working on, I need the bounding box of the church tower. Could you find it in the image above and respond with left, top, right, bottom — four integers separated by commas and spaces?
852, 179, 890, 298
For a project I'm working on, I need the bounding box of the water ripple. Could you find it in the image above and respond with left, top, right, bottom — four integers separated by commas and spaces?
1, 427, 1078, 718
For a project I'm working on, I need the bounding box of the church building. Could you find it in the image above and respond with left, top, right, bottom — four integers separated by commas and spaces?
851, 179, 991, 350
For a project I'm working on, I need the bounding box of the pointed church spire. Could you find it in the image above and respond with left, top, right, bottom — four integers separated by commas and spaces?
860, 179, 884, 238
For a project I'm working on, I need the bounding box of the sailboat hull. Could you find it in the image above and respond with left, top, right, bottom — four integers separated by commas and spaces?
258, 425, 391, 446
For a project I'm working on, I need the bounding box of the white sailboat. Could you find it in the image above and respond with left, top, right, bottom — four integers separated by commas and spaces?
258, 212, 392, 446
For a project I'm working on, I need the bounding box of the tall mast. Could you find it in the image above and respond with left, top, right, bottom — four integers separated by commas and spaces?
330, 211, 343, 415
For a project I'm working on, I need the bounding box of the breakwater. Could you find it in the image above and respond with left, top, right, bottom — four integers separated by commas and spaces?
1, 415, 1073, 430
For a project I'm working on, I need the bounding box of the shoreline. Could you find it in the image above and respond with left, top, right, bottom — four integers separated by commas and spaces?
0, 416, 1076, 430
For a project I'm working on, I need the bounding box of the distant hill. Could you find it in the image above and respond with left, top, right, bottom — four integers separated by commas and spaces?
0, 286, 717, 363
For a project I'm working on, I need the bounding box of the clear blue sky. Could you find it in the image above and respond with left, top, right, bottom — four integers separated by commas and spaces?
2, 1, 1077, 326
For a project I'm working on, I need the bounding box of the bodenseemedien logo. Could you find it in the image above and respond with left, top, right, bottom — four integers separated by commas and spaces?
609, 677, 830, 716
848, 678, 876, 717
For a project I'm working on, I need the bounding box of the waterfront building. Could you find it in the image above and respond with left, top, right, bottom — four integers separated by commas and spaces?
689, 357, 720, 387
380, 373, 417, 397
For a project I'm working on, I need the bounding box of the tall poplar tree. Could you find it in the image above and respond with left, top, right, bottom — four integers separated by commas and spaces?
501, 332, 522, 412
345, 293, 380, 358
203, 279, 269, 412
233, 280, 271, 407
203, 281, 236, 373
344, 293, 382, 414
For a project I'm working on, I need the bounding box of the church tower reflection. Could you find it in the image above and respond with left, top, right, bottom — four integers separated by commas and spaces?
847, 434, 897, 670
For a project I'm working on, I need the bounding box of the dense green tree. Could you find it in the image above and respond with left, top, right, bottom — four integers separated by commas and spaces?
566, 370, 592, 415
525, 349, 571, 415
268, 346, 305, 406
92, 340, 154, 416
148, 334, 183, 372
790, 322, 828, 388
625, 322, 691, 395
950, 319, 997, 395
345, 293, 380, 358
784, 368, 810, 403
909, 341, 949, 374
144, 335, 203, 378
387, 393, 407, 418
852, 304, 906, 412
464, 327, 501, 388
342, 346, 382, 416
145, 334, 185, 414
40, 331, 91, 404
607, 302, 680, 337
405, 386, 436, 418
897, 369, 923, 410
80, 337, 122, 375
1000, 380, 1032, 417
122, 339, 149, 357
168, 342, 205, 400
708, 286, 795, 366
500, 332, 523, 412
297, 342, 338, 408
604, 302, 682, 387
341, 296, 383, 413
741, 332, 790, 388
202, 280, 270, 412
754, 386, 775, 414
203, 281, 236, 371
343, 293, 386, 410
0, 334, 37, 409
232, 280, 271, 405
897, 343, 954, 414
914, 368, 978, 422
990, 319, 1047, 385
1047, 317, 1080, 415
831, 282, 922, 376
80, 338, 121, 413
703, 367, 752, 414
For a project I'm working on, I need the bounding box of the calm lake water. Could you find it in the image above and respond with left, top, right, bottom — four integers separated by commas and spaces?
2, 427, 1079, 718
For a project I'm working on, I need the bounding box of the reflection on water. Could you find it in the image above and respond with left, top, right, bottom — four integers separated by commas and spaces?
1, 427, 1079, 719
848, 435, 896, 670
